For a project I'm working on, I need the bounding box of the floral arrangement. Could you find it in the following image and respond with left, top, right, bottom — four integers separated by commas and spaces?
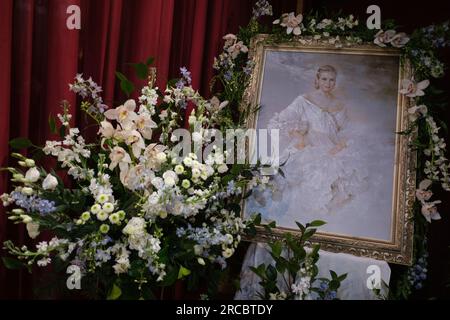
211, 0, 450, 299
1, 62, 272, 298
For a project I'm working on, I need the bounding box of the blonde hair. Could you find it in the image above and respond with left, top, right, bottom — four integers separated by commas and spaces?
314, 65, 337, 89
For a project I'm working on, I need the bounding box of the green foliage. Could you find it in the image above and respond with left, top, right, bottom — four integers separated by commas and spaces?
115, 71, 135, 97
249, 221, 347, 300
9, 137, 32, 149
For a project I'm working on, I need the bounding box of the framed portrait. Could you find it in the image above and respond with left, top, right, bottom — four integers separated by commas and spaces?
242, 35, 415, 265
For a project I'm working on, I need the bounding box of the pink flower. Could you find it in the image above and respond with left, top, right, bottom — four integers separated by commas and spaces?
223, 34, 237, 49
407, 105, 428, 121
421, 201, 441, 223
273, 12, 303, 35
416, 179, 433, 202
373, 30, 396, 47
390, 32, 410, 48
227, 41, 249, 59
399, 79, 429, 97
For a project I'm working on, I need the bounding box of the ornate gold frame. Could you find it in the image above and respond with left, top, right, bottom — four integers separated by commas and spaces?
241, 35, 415, 265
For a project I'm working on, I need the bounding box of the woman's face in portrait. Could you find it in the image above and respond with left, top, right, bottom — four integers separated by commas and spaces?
317, 71, 336, 93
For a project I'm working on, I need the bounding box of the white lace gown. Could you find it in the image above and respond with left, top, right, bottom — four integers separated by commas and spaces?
248, 94, 370, 227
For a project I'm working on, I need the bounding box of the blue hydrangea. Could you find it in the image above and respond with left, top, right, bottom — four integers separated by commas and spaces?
11, 191, 56, 215
407, 251, 428, 290
224, 71, 233, 82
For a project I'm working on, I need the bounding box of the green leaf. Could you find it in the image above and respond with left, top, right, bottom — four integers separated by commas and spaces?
107, 283, 122, 300
59, 125, 66, 138
115, 71, 135, 97
146, 57, 155, 66
253, 213, 262, 225
131, 62, 149, 80
337, 273, 348, 282
9, 137, 32, 149
270, 241, 282, 258
308, 220, 327, 227
178, 265, 191, 279
48, 115, 57, 134
295, 221, 305, 233
330, 270, 338, 280
1, 257, 25, 270
266, 265, 277, 281
115, 71, 127, 82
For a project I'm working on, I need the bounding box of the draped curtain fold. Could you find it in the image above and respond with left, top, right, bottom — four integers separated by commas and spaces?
0, 0, 264, 299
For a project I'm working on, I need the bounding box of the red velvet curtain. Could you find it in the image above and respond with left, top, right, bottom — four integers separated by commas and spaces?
0, 0, 298, 299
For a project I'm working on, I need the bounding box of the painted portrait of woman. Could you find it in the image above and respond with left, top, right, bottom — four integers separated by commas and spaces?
245, 50, 399, 241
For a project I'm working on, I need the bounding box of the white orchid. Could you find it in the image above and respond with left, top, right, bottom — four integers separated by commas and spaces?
416, 179, 433, 202
109, 146, 132, 176
399, 79, 429, 97
135, 113, 157, 140
99, 121, 116, 139
408, 105, 428, 121
421, 200, 441, 223
104, 99, 138, 127
273, 12, 303, 35
374, 30, 396, 47
227, 41, 248, 59
390, 32, 410, 48
222, 33, 238, 48
206, 96, 228, 114
123, 130, 146, 158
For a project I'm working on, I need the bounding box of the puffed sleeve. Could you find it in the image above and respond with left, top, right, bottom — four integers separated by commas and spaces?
268, 95, 306, 131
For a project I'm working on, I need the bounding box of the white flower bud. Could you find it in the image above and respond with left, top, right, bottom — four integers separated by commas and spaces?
22, 187, 34, 196
25, 167, 40, 183
25, 159, 35, 167
42, 174, 58, 190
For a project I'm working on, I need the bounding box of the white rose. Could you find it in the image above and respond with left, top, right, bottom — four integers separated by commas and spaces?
42, 174, 58, 190
163, 170, 178, 187
26, 222, 40, 239
25, 167, 40, 183
164, 177, 175, 187
123, 217, 146, 235
156, 152, 167, 163
217, 164, 228, 173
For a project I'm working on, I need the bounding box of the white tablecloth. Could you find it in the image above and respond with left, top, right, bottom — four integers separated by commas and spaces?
234, 243, 390, 300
